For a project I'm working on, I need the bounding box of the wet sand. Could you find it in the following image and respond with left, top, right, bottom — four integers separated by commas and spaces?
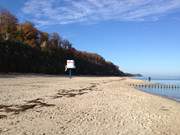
0, 75, 180, 135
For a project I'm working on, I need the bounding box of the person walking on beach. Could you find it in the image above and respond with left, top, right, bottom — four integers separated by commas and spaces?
148, 77, 151, 82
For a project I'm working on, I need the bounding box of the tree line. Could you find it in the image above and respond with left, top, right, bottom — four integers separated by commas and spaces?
0, 10, 126, 76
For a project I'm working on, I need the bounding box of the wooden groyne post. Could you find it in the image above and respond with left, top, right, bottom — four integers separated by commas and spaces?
129, 83, 180, 90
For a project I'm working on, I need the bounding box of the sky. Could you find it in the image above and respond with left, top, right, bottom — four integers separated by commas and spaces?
1, 0, 180, 77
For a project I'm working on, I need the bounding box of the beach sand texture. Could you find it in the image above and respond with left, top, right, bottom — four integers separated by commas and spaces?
0, 75, 180, 135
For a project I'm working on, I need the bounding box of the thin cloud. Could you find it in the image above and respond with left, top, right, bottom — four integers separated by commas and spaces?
21, 0, 180, 26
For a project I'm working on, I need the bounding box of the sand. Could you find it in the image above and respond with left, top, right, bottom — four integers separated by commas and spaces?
0, 74, 180, 135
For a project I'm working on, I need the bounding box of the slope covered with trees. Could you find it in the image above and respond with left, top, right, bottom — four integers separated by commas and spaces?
0, 10, 125, 76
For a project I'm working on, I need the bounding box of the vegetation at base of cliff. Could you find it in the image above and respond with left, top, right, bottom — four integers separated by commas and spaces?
124, 73, 142, 77
0, 10, 125, 76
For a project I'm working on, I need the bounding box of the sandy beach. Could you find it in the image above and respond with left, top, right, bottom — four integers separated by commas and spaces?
0, 75, 180, 135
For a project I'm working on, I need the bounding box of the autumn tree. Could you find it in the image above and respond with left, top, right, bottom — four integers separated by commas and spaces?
48, 32, 62, 49
15, 24, 25, 42
39, 32, 49, 48
62, 39, 72, 49
0, 10, 18, 40
21, 22, 39, 48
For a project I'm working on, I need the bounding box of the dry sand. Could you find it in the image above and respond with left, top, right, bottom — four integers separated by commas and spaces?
0, 74, 180, 135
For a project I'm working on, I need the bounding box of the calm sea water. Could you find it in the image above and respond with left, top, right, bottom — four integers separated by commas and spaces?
135, 77, 180, 102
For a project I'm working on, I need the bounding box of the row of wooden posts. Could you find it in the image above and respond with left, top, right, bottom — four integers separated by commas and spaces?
129, 84, 180, 89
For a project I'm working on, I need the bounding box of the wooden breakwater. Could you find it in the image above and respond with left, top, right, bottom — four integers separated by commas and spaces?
129, 83, 180, 89
128, 83, 180, 101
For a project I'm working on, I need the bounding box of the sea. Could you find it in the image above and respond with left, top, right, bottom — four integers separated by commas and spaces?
134, 76, 180, 102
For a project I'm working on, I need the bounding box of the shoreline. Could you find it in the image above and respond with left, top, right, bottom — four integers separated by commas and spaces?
135, 86, 180, 103
130, 78, 180, 103
0, 75, 180, 134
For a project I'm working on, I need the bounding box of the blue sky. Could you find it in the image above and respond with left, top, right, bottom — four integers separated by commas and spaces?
1, 0, 180, 77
